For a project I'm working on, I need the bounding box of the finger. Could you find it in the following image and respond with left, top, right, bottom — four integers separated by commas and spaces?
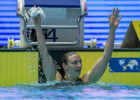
117, 9, 120, 17
115, 8, 118, 17
118, 15, 122, 21
108, 14, 111, 22
33, 5, 36, 8
112, 8, 115, 17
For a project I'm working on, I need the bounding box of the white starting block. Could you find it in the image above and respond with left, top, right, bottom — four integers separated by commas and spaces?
17, 0, 87, 48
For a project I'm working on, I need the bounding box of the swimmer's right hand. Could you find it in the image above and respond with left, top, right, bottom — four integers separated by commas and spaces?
29, 5, 44, 25
33, 14, 42, 26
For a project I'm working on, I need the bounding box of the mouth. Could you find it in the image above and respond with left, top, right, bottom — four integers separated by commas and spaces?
75, 69, 81, 72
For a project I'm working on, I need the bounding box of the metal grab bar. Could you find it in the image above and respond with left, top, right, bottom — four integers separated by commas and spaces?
27, 25, 78, 29
17, 9, 87, 46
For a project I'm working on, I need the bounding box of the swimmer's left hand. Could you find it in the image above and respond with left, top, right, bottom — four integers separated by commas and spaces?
109, 8, 122, 31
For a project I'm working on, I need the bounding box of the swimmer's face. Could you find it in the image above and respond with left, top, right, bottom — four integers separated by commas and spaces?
63, 54, 82, 79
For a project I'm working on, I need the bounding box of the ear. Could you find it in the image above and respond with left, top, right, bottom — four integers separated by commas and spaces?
62, 63, 66, 69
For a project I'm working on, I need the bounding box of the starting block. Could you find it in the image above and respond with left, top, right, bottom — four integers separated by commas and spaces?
17, 0, 87, 48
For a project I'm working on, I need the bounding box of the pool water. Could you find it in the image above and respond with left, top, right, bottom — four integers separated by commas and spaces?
0, 82, 140, 100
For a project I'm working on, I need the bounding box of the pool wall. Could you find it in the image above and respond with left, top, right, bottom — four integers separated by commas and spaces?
0, 49, 140, 86
0, 50, 38, 87
78, 51, 140, 86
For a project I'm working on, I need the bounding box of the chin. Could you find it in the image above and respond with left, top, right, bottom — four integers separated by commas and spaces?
75, 73, 80, 77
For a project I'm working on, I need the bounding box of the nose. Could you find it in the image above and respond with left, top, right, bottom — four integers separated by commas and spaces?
77, 62, 82, 68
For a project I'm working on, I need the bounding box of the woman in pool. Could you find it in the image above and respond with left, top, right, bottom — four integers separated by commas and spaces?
33, 8, 122, 82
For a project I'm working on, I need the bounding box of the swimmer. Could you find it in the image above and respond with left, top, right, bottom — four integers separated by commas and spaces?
33, 8, 122, 82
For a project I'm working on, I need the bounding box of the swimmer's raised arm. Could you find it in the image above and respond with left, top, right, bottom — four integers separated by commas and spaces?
33, 15, 56, 81
82, 8, 122, 83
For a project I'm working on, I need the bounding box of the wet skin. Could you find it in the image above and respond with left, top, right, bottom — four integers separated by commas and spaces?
63, 54, 82, 81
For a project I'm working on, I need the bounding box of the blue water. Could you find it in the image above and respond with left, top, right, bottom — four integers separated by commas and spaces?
0, 82, 140, 100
